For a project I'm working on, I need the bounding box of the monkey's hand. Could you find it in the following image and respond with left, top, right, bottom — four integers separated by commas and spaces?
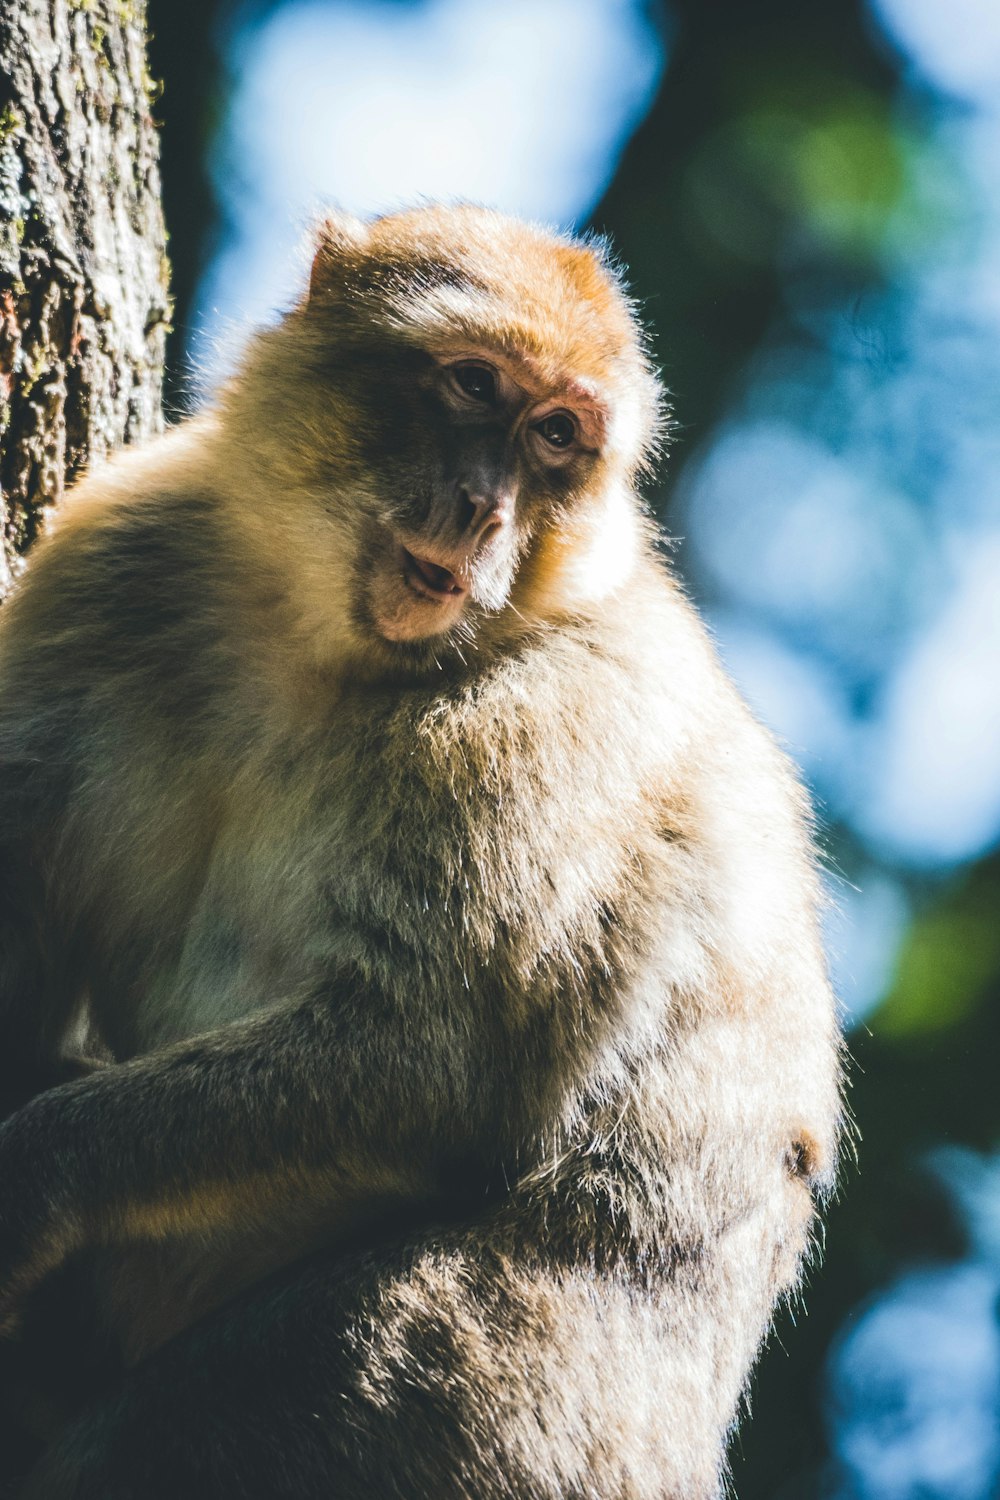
0, 982, 519, 1336
0, 1053, 108, 1126
0, 1093, 88, 1337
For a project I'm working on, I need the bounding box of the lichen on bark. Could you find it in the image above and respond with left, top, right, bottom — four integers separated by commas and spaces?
0, 0, 169, 596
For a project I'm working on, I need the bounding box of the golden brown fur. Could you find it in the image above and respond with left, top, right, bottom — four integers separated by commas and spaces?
0, 205, 841, 1498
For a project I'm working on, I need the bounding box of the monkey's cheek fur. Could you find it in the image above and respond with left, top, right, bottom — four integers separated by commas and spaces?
368, 554, 468, 642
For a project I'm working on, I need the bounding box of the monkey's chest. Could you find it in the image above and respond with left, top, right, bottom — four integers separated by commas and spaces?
113, 826, 350, 1053
84, 793, 326, 1054
86, 700, 636, 1058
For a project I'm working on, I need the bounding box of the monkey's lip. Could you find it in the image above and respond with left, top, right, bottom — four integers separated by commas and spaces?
400, 547, 467, 601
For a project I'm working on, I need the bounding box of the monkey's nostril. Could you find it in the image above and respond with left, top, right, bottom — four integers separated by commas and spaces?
457, 488, 478, 534
403, 548, 465, 596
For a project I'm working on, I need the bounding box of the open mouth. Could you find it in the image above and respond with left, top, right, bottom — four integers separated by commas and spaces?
401, 547, 466, 601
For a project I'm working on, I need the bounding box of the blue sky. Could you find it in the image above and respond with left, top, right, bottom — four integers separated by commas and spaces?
194, 0, 665, 381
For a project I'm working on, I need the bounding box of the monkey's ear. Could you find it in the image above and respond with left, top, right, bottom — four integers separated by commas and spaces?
307, 211, 371, 302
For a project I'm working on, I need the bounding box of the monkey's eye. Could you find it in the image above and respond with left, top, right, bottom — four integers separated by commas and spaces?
451, 362, 498, 404
535, 412, 577, 450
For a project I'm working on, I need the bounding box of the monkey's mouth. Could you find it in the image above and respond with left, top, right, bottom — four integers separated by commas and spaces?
400, 547, 467, 602
369, 540, 473, 644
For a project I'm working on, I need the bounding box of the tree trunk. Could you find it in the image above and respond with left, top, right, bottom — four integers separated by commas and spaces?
0, 0, 169, 598
0, 9, 166, 1479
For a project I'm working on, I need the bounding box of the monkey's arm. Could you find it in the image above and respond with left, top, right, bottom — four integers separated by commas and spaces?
19, 994, 835, 1500
0, 971, 554, 1329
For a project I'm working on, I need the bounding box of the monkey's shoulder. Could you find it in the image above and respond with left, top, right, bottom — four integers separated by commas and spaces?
3, 488, 226, 683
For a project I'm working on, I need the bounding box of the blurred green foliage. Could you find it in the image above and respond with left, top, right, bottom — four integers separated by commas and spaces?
879, 874, 1000, 1039
592, 0, 897, 473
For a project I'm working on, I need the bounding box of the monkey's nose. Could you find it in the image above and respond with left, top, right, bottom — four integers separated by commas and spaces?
457, 488, 511, 544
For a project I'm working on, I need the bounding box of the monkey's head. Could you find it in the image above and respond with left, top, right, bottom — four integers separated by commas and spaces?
222, 204, 663, 669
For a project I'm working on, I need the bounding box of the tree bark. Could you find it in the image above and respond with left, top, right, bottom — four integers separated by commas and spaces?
0, 0, 168, 597
0, 7, 167, 1482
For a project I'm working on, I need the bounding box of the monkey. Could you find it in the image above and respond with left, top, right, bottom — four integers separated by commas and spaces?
0, 204, 842, 1499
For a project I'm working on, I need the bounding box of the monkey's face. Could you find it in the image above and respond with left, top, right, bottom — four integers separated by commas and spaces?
230, 206, 663, 667
353, 344, 612, 647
